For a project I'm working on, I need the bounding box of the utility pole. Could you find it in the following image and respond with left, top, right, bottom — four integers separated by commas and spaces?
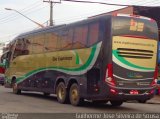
43, 0, 61, 26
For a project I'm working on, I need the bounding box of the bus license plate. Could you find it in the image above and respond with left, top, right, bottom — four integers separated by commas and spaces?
130, 90, 139, 95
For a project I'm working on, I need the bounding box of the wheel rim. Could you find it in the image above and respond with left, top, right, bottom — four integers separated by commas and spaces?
71, 88, 78, 102
58, 86, 65, 100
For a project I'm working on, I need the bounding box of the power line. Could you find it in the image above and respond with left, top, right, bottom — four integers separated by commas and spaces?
0, 26, 39, 44
19, 0, 43, 12
43, 0, 61, 26
1, 0, 160, 44
1, 0, 159, 25
0, 0, 42, 22
62, 0, 131, 6
61, 0, 160, 7
0, 0, 45, 25
0, 5, 48, 24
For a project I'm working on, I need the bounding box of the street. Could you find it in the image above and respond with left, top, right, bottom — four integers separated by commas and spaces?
0, 86, 160, 113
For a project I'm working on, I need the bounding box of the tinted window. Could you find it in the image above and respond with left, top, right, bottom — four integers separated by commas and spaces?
73, 25, 88, 49
44, 32, 58, 52
32, 34, 45, 54
22, 38, 31, 55
112, 16, 158, 40
13, 39, 26, 58
88, 23, 99, 46
67, 29, 74, 49
26, 37, 33, 54
58, 29, 73, 50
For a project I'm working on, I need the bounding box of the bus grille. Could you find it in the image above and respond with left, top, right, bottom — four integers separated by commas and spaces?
117, 48, 153, 59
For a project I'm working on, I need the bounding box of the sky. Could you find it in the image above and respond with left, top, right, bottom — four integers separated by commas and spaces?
0, 0, 159, 46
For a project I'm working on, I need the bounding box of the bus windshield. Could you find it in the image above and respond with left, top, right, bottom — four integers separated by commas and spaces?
112, 16, 158, 40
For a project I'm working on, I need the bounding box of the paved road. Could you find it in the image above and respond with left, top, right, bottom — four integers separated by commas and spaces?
0, 86, 160, 113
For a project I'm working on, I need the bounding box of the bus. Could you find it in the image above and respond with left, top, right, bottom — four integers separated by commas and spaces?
2, 14, 158, 106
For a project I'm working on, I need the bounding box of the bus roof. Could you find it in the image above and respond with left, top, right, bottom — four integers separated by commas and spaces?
12, 12, 154, 41
13, 14, 112, 40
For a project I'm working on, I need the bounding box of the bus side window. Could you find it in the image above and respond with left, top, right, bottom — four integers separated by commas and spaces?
32, 34, 45, 54
25, 37, 33, 55
66, 29, 74, 50
72, 25, 88, 49
44, 32, 58, 52
13, 38, 30, 59
22, 39, 30, 55
58, 29, 73, 50
13, 39, 24, 59
88, 22, 99, 46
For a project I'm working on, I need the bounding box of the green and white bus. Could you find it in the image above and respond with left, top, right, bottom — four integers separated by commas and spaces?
3, 14, 158, 106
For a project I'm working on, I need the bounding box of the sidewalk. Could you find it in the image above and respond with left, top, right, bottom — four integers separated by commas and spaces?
147, 95, 160, 104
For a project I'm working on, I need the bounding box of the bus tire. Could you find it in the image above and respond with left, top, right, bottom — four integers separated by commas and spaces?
110, 100, 123, 107
56, 82, 68, 104
69, 83, 83, 106
12, 83, 21, 94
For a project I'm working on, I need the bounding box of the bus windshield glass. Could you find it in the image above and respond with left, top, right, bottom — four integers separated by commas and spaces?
112, 16, 158, 40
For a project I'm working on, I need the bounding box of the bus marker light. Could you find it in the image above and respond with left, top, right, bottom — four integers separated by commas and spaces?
151, 66, 158, 87
94, 84, 99, 92
149, 89, 154, 94
105, 64, 116, 86
106, 77, 116, 86
95, 88, 99, 92
110, 89, 117, 94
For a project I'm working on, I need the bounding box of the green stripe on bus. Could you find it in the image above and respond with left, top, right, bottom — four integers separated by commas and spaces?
112, 50, 154, 70
75, 51, 80, 64
16, 43, 99, 83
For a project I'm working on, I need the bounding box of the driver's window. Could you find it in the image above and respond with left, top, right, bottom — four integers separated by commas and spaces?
0, 51, 11, 68
13, 39, 25, 59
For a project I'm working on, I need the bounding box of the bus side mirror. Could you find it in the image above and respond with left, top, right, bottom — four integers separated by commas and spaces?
2, 59, 8, 69
2, 59, 6, 64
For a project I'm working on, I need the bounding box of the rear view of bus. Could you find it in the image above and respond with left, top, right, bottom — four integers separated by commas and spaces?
109, 14, 158, 103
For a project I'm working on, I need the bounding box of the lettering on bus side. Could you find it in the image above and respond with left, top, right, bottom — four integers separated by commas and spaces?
52, 56, 72, 61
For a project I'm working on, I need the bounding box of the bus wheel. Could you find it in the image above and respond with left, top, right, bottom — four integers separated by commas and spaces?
110, 101, 123, 107
69, 83, 83, 106
12, 83, 21, 94
56, 82, 68, 104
